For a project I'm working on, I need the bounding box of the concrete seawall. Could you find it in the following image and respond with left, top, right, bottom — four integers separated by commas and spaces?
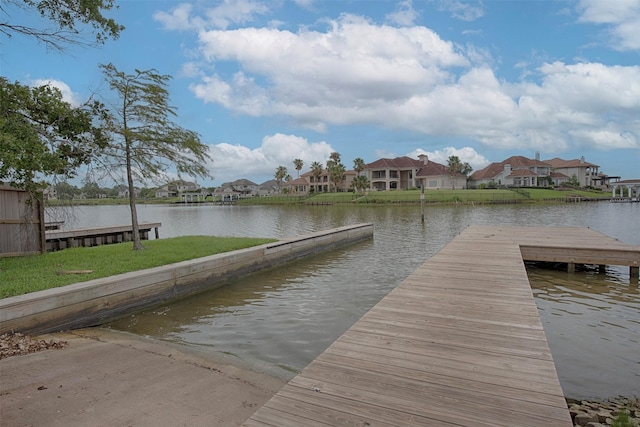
0, 223, 373, 335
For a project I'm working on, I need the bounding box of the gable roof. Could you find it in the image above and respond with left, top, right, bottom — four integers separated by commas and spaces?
543, 157, 599, 168
470, 155, 551, 180
415, 161, 465, 179
366, 156, 423, 169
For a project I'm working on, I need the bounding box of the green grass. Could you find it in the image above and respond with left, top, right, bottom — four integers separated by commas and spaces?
0, 236, 276, 298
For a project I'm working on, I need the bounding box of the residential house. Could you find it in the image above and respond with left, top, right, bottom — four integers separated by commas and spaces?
155, 180, 199, 198
116, 184, 141, 198
300, 169, 356, 193
544, 157, 600, 188
365, 155, 466, 191
469, 155, 552, 188
216, 179, 259, 196
285, 177, 309, 194
257, 179, 279, 196
415, 155, 468, 190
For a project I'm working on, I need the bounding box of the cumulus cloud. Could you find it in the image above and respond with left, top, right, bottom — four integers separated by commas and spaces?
160, 5, 640, 157
577, 0, 640, 51
408, 146, 490, 171
207, 133, 334, 183
154, 0, 269, 31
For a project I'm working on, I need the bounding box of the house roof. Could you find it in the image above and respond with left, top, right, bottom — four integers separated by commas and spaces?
550, 171, 569, 178
502, 155, 551, 168
543, 157, 599, 169
415, 161, 465, 179
366, 156, 423, 169
471, 155, 552, 180
231, 178, 258, 186
287, 177, 308, 186
470, 163, 505, 180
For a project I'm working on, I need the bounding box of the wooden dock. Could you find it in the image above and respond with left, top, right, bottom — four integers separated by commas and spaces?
244, 226, 640, 427
45, 222, 161, 252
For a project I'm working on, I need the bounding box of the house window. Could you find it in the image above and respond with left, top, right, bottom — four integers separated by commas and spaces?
389, 171, 398, 178
372, 171, 386, 179
428, 180, 437, 187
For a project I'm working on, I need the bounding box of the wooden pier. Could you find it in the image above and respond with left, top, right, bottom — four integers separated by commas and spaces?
244, 226, 640, 427
45, 223, 161, 252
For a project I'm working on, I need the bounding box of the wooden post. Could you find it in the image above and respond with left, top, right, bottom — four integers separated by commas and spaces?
631, 266, 639, 279
420, 185, 425, 223
567, 262, 575, 273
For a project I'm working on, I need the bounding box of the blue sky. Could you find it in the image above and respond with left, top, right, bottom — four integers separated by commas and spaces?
2, 0, 639, 187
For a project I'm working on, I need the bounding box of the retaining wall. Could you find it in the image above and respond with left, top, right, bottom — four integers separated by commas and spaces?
0, 223, 373, 335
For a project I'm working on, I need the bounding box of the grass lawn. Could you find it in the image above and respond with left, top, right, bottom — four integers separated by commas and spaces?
0, 236, 276, 299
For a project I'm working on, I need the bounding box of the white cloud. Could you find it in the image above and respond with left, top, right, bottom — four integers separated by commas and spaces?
577, 0, 640, 51
436, 0, 485, 22
207, 133, 334, 183
154, 0, 269, 31
161, 8, 639, 157
408, 146, 490, 171
386, 0, 419, 27
30, 79, 82, 106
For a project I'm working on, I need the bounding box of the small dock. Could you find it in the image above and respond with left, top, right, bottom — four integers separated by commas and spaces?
45, 222, 161, 252
244, 226, 640, 427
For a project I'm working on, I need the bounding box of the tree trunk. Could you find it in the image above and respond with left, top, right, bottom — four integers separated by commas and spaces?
125, 143, 144, 250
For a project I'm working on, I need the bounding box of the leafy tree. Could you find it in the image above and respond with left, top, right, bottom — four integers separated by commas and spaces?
446, 155, 472, 189
326, 152, 345, 192
310, 161, 323, 192
293, 158, 303, 177
1, 0, 124, 50
351, 175, 370, 195
447, 155, 472, 176
53, 181, 80, 199
95, 63, 212, 250
0, 78, 107, 195
274, 165, 287, 192
567, 174, 580, 187
82, 180, 101, 198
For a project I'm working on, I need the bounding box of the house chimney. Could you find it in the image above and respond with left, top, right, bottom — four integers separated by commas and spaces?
535, 151, 540, 161
580, 156, 585, 164
418, 154, 429, 165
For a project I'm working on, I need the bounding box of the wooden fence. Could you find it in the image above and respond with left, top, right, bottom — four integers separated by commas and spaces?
0, 185, 45, 257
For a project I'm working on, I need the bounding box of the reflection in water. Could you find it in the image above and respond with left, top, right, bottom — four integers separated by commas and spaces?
64, 202, 640, 399
528, 265, 639, 399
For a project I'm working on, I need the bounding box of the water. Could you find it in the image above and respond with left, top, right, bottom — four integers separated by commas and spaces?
51, 201, 640, 399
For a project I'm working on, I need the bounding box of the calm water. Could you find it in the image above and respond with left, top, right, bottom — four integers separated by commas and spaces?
52, 201, 640, 399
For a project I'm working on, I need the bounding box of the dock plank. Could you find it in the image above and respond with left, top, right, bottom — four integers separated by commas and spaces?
245, 225, 640, 426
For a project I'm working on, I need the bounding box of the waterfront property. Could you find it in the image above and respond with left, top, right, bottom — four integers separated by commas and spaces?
0, 224, 374, 335
244, 225, 639, 427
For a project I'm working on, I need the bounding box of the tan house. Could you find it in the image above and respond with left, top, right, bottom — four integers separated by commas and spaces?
365, 155, 466, 190
300, 169, 356, 193
469, 155, 552, 188
544, 157, 600, 188
155, 180, 199, 198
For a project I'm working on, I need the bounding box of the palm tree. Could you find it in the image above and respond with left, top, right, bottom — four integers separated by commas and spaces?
310, 161, 323, 192
353, 157, 365, 176
274, 165, 287, 192
293, 159, 303, 177
326, 152, 345, 192
351, 175, 370, 195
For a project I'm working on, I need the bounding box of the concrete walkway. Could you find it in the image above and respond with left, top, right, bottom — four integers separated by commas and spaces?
0, 329, 285, 427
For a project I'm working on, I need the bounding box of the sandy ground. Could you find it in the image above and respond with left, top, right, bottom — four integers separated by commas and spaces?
0, 328, 286, 427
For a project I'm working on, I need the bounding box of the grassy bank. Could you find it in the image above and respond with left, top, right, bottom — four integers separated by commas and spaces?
237, 188, 611, 205
0, 236, 276, 298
